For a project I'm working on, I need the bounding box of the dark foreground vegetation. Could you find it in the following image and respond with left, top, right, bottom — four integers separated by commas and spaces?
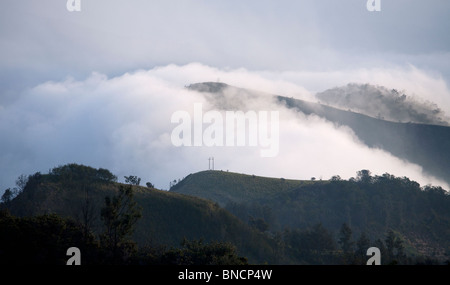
1, 164, 449, 265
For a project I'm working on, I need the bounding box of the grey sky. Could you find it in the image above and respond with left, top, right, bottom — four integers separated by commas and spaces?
1, 0, 449, 90
1, 0, 450, 193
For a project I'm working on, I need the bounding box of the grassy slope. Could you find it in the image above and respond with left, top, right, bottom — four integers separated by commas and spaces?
170, 170, 313, 206
132, 186, 277, 264
170, 170, 450, 258
5, 165, 450, 262
6, 174, 276, 264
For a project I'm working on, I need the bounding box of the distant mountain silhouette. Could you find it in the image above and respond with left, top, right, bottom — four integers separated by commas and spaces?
316, 83, 449, 126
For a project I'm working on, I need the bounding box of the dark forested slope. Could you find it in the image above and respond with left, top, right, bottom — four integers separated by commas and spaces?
171, 169, 450, 259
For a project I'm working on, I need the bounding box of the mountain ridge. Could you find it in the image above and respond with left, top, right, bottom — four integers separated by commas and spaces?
316, 83, 450, 126
171, 169, 450, 260
187, 82, 450, 187
2, 163, 450, 264
3, 165, 276, 264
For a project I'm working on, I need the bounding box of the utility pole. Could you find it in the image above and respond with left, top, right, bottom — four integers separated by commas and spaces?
208, 157, 215, 170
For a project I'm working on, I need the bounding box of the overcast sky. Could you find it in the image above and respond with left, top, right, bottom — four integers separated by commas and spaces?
1, 1, 450, 193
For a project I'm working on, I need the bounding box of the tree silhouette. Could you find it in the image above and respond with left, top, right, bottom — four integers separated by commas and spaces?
338, 223, 355, 253
124, 175, 141, 186
80, 185, 96, 240
355, 232, 371, 264
338, 223, 355, 264
356, 169, 372, 184
15, 174, 28, 193
385, 230, 405, 264
1, 189, 14, 208
100, 185, 142, 263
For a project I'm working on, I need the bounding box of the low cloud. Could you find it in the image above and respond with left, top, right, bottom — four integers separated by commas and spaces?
316, 83, 450, 126
0, 63, 449, 194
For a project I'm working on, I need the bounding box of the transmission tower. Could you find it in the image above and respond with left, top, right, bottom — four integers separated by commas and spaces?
208, 157, 215, 170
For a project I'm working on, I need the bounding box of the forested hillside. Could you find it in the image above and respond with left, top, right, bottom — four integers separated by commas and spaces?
0, 164, 272, 264
171, 169, 450, 261
2, 164, 449, 265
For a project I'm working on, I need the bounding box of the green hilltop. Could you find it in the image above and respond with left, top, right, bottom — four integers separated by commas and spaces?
2, 163, 450, 265
2, 164, 275, 264
171, 169, 450, 261
170, 170, 313, 206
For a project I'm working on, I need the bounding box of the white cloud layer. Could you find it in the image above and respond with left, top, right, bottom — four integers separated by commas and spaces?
1, 63, 449, 194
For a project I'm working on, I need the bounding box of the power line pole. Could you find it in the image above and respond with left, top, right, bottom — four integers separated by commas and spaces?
208, 157, 215, 170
